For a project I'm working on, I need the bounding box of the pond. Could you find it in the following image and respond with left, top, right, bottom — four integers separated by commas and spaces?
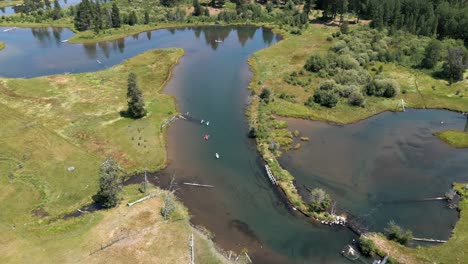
1, 26, 466, 263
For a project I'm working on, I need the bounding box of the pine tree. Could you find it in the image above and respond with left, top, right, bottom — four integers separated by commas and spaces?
304, 0, 315, 16
144, 10, 150, 24
193, 0, 202, 16
128, 11, 138, 25
93, 158, 123, 208
52, 0, 62, 20
126, 73, 146, 119
111, 3, 121, 28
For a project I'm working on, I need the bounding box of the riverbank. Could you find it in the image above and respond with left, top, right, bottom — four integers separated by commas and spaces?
366, 183, 468, 263
0, 49, 197, 262
1, 183, 229, 263
248, 21, 467, 222
435, 130, 468, 148
0, 0, 22, 8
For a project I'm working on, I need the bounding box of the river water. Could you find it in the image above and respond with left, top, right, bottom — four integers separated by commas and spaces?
1, 26, 466, 263
0, 0, 81, 15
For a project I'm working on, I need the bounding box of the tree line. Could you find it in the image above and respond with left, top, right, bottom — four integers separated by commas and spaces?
316, 0, 468, 44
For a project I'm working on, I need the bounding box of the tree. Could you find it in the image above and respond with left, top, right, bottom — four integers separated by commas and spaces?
126, 73, 147, 118
93, 158, 123, 208
193, 0, 202, 16
304, 0, 315, 16
308, 188, 331, 212
443, 48, 467, 83
421, 39, 443, 69
128, 11, 138, 25
358, 237, 376, 256
144, 10, 150, 24
111, 3, 121, 28
52, 0, 62, 20
384, 221, 413, 245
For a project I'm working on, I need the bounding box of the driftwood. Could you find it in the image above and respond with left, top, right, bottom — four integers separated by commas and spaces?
127, 192, 160, 207
183, 183, 214, 188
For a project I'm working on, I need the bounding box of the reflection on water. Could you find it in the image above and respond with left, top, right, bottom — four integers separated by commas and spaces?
0, 0, 81, 15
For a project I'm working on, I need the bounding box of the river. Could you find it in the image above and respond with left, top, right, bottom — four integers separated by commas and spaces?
1, 26, 467, 263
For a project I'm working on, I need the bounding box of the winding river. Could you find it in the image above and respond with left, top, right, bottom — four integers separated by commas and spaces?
1, 26, 467, 263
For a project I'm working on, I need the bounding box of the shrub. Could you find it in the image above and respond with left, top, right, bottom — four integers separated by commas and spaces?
332, 40, 347, 53
340, 21, 350, 34
334, 69, 371, 85
338, 85, 359, 98
359, 237, 376, 256
304, 96, 314, 107
259, 88, 271, 103
365, 79, 399, 98
348, 92, 365, 106
308, 188, 331, 212
326, 35, 334, 41
305, 54, 328, 72
318, 80, 337, 91
384, 221, 413, 245
313, 89, 338, 108
248, 127, 257, 138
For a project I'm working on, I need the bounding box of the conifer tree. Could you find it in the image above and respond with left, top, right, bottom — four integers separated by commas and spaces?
126, 73, 146, 119
111, 3, 121, 28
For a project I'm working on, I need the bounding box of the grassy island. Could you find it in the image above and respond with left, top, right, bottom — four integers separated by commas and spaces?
435, 130, 468, 148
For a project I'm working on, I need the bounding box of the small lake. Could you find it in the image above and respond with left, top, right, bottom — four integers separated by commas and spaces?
1, 26, 467, 263
0, 0, 81, 15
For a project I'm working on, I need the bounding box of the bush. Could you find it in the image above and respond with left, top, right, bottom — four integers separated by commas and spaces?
359, 237, 376, 256
308, 188, 331, 212
318, 80, 337, 91
248, 127, 257, 138
348, 92, 365, 106
305, 54, 328, 72
331, 40, 347, 53
313, 89, 338, 108
384, 221, 413, 245
326, 35, 334, 41
340, 21, 350, 34
259, 88, 271, 103
333, 69, 371, 85
338, 85, 359, 98
365, 79, 399, 98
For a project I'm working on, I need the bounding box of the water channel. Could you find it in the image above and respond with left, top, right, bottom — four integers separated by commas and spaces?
1, 26, 467, 263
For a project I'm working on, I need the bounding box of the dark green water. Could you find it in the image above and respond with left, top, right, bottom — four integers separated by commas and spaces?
1, 26, 466, 263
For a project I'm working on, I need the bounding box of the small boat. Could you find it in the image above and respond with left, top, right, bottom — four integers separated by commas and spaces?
203, 135, 209, 140
200, 119, 204, 124
61, 39, 69, 43
96, 60, 102, 64
215, 153, 219, 159
215, 40, 223, 43
206, 121, 210, 126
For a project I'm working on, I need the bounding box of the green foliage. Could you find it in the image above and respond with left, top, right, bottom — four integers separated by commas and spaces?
144, 10, 150, 24
359, 237, 376, 256
304, 54, 329, 72
93, 158, 123, 208
348, 92, 365, 106
442, 48, 467, 83
421, 39, 443, 69
308, 188, 331, 213
126, 73, 147, 119
313, 89, 338, 108
384, 221, 413, 245
248, 127, 257, 138
340, 21, 349, 34
111, 3, 121, 28
365, 79, 399, 98
193, 0, 202, 16
260, 88, 272, 104
128, 11, 138, 25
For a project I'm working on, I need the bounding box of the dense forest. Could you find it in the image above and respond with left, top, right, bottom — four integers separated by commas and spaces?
2, 0, 467, 45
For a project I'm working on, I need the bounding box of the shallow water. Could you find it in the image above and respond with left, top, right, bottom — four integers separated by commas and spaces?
279, 110, 468, 241
1, 26, 466, 263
